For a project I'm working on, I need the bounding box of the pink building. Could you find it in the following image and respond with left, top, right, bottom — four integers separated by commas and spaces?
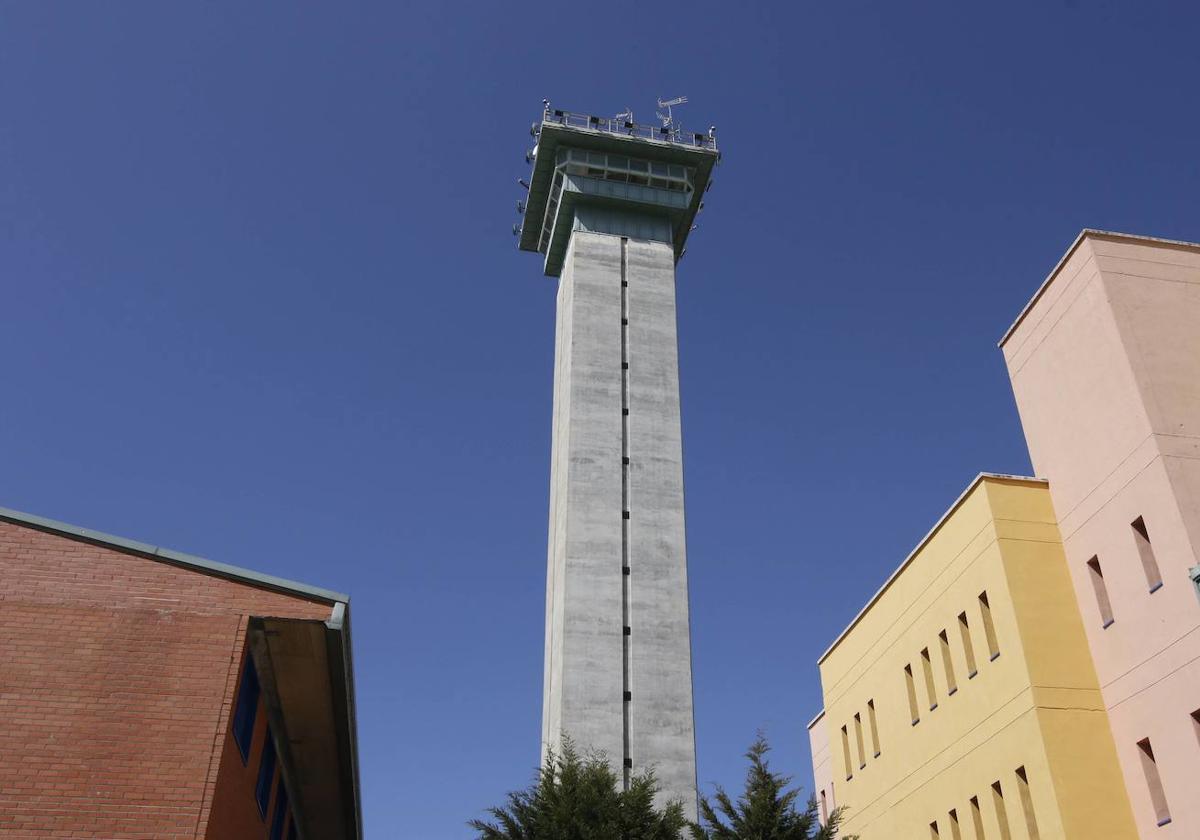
1001, 230, 1200, 838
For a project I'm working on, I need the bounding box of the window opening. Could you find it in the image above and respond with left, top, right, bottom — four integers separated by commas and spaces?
921, 647, 938, 710
867, 699, 881, 757
841, 725, 853, 780
854, 713, 866, 769
905, 665, 920, 725
992, 781, 1013, 840
1015, 767, 1041, 840
939, 630, 957, 695
970, 796, 985, 839
959, 612, 978, 678
270, 783, 289, 840
1132, 517, 1163, 592
1087, 556, 1115, 628
1137, 738, 1172, 826
948, 809, 962, 840
255, 729, 276, 818
979, 592, 1000, 660
232, 658, 260, 764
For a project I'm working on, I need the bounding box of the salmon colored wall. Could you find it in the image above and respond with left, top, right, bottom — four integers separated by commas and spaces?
1003, 232, 1200, 839
807, 711, 834, 824
0, 518, 330, 838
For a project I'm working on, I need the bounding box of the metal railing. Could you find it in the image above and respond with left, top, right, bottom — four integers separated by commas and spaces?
540, 106, 718, 153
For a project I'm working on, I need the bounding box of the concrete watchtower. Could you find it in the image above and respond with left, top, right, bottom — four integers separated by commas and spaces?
516, 101, 718, 816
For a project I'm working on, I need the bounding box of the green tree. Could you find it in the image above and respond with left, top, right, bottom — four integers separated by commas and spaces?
691, 735, 854, 840
471, 741, 688, 840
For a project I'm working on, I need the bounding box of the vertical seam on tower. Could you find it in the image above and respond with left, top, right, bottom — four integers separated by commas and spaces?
620, 236, 632, 790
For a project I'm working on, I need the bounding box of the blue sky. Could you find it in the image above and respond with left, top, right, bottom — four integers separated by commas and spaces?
2, 2, 1198, 836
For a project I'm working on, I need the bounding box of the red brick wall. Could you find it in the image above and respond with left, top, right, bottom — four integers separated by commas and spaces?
0, 519, 332, 839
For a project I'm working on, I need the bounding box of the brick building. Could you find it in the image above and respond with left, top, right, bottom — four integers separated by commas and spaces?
0, 505, 361, 839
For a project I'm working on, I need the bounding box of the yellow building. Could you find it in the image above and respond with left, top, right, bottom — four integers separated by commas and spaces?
807, 474, 1137, 839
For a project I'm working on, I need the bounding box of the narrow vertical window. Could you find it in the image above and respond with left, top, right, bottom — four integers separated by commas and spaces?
820, 789, 828, 824
921, 647, 938, 710
960, 609, 979, 676
854, 712, 866, 769
1137, 738, 1171, 826
970, 796, 985, 839
269, 783, 289, 840
256, 729, 276, 818
979, 591, 1000, 660
992, 781, 1013, 840
959, 612, 978, 678
930, 821, 940, 839
905, 665, 920, 725
1087, 556, 1115, 628
867, 699, 881, 757
1132, 517, 1163, 592
948, 809, 962, 840
1015, 767, 1041, 840
232, 658, 260, 763
841, 725, 853, 780
939, 630, 958, 695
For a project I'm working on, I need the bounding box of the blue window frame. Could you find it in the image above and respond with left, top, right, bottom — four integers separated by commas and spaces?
270, 782, 289, 840
256, 729, 276, 818
232, 659, 260, 763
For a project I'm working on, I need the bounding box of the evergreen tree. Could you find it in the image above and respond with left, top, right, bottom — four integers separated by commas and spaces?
691, 735, 853, 840
471, 741, 688, 840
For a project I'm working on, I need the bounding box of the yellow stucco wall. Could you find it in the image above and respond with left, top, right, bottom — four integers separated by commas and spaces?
814, 475, 1136, 839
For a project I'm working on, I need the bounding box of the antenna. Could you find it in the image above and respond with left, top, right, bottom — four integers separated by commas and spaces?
655, 95, 688, 131
614, 107, 635, 124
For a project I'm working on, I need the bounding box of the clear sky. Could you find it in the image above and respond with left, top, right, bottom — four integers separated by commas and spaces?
2, 1, 1198, 836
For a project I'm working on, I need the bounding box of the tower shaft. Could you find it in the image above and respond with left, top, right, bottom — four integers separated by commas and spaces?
542, 229, 696, 815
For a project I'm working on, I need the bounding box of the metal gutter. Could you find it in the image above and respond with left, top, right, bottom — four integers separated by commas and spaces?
326, 602, 363, 839
0, 503, 349, 604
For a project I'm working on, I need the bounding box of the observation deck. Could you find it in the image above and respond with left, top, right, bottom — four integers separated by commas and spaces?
517, 105, 719, 277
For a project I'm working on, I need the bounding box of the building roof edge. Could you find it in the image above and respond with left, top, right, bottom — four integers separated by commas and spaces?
815, 473, 1046, 667
0, 503, 350, 604
806, 708, 826, 731
998, 228, 1200, 348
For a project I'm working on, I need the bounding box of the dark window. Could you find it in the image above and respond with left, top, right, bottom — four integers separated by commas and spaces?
270, 782, 289, 840
232, 659, 260, 763
256, 729, 277, 818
